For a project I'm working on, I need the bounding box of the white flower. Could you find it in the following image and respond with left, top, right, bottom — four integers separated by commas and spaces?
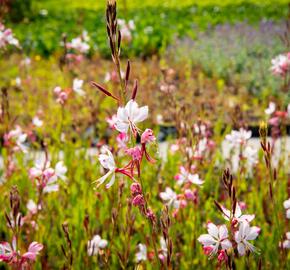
135, 243, 147, 262
159, 237, 168, 258
32, 116, 43, 127
15, 77, 21, 87
0, 24, 20, 49
234, 222, 260, 256
26, 200, 38, 215
7, 126, 28, 153
128, 20, 135, 30
29, 158, 66, 193
43, 173, 59, 193
82, 30, 90, 42
282, 232, 290, 249
68, 37, 90, 54
160, 187, 180, 209
283, 198, 290, 219
115, 100, 148, 134
87, 235, 108, 256
72, 78, 85, 96
221, 203, 255, 223
243, 146, 258, 167
175, 166, 203, 186
265, 102, 276, 115
194, 124, 206, 135
39, 9, 48, 16
55, 161, 67, 181
198, 223, 232, 256
106, 114, 118, 129
225, 128, 252, 146
94, 149, 116, 188
193, 138, 208, 158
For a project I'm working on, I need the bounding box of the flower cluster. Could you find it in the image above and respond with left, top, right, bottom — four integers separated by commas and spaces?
4, 126, 28, 153
0, 187, 43, 269
198, 170, 260, 264
270, 53, 290, 77
117, 19, 135, 42
87, 235, 108, 256
29, 158, 67, 193
66, 30, 90, 54
0, 23, 20, 49
95, 103, 155, 188
54, 86, 70, 105
0, 239, 43, 268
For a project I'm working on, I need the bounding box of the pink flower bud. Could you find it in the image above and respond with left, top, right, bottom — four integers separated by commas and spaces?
130, 182, 142, 196
126, 146, 142, 161
43, 168, 55, 179
54, 86, 62, 95
146, 208, 156, 223
268, 116, 279, 126
132, 194, 145, 207
184, 189, 198, 204
141, 129, 155, 144
203, 246, 213, 256
217, 250, 227, 263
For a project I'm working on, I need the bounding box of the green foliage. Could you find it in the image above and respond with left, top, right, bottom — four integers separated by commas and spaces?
5, 1, 288, 57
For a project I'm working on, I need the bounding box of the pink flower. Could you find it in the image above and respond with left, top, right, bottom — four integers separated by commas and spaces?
141, 129, 156, 144
54, 86, 69, 105
141, 129, 156, 163
4, 126, 28, 153
22, 242, 43, 261
126, 146, 143, 176
106, 114, 118, 129
268, 116, 280, 126
170, 144, 179, 153
0, 239, 16, 262
184, 189, 198, 204
126, 146, 142, 161
217, 250, 227, 263
116, 132, 129, 150
0, 24, 20, 49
